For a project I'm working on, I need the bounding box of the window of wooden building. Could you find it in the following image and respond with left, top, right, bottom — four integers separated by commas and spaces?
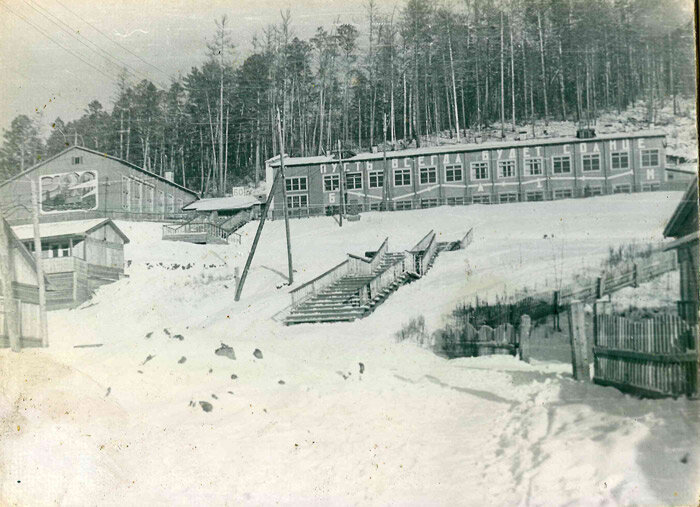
611, 151, 629, 170
552, 156, 571, 174
419, 166, 437, 185
394, 168, 411, 187
498, 160, 516, 178
286, 176, 307, 192
368, 171, 384, 188
471, 161, 489, 180
346, 172, 362, 190
472, 194, 491, 204
641, 149, 660, 167
524, 158, 543, 176
323, 174, 340, 192
581, 153, 601, 172
445, 164, 463, 182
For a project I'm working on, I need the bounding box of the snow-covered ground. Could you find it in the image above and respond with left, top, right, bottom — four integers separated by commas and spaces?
1, 191, 698, 506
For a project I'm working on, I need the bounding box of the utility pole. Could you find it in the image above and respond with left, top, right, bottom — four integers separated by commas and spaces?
276, 108, 294, 284
0, 214, 20, 352
234, 170, 281, 302
336, 139, 345, 227
382, 114, 389, 208
29, 179, 48, 347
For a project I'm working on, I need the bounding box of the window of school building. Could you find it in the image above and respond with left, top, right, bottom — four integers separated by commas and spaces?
581, 153, 601, 172
524, 158, 543, 176
287, 194, 308, 208
323, 174, 340, 192
447, 196, 464, 206
346, 172, 362, 190
420, 198, 438, 208
499, 192, 518, 203
394, 168, 411, 187
445, 164, 463, 182
611, 151, 629, 170
419, 166, 437, 184
471, 161, 489, 180
286, 176, 307, 192
641, 149, 659, 167
395, 199, 412, 210
472, 194, 490, 204
552, 156, 571, 174
368, 171, 384, 188
498, 160, 516, 178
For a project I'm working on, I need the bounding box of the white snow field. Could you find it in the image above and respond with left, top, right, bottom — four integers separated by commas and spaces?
1, 191, 698, 506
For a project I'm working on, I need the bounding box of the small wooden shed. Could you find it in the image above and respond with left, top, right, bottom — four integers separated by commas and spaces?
663, 178, 699, 323
12, 218, 129, 309
1, 217, 46, 346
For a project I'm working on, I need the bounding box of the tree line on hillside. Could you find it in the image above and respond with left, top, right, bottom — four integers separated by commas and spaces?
0, 0, 694, 196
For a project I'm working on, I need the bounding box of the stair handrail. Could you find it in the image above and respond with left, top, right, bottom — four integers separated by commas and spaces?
348, 237, 389, 275
408, 230, 435, 253
289, 259, 351, 305
367, 256, 406, 301
460, 227, 474, 249
421, 233, 439, 276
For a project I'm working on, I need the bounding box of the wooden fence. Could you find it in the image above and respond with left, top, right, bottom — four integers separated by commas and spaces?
567, 301, 699, 398
438, 321, 520, 358
0, 297, 43, 348
593, 310, 698, 398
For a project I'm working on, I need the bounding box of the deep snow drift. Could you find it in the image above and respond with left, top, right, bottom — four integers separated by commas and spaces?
1, 191, 698, 506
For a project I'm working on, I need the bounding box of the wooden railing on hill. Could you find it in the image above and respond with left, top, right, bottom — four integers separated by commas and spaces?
289, 259, 351, 305
365, 258, 406, 303
162, 221, 237, 244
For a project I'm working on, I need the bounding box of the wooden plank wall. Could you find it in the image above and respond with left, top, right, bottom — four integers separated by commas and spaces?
593, 313, 699, 398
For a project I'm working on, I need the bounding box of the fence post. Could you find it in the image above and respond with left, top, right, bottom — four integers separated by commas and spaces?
632, 262, 639, 288
595, 276, 606, 299
568, 301, 590, 381
519, 314, 532, 363
552, 291, 560, 331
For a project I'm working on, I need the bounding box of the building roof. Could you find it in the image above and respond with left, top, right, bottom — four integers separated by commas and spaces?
663, 177, 698, 239
266, 154, 335, 168
12, 218, 130, 244
269, 130, 666, 166
0, 145, 199, 198
182, 195, 262, 212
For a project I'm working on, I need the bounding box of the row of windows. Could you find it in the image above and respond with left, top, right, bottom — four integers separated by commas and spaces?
283, 184, 644, 211
285, 149, 660, 191
122, 176, 181, 213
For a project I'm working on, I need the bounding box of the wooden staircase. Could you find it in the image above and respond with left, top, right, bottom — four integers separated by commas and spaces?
283, 228, 474, 326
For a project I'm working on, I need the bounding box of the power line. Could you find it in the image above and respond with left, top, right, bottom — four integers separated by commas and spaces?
50, 0, 176, 83
0, 1, 123, 83
20, 0, 167, 88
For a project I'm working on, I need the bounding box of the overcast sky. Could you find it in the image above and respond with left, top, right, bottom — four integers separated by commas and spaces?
0, 0, 400, 135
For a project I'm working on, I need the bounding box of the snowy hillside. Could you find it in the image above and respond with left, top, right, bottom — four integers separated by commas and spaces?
1, 191, 698, 506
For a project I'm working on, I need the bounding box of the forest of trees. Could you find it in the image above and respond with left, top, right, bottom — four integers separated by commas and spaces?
0, 0, 695, 196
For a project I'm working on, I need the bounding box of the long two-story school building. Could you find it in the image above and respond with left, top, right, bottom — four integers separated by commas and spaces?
266, 130, 668, 218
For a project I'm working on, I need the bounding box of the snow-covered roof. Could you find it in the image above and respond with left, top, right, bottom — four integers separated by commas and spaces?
182, 195, 262, 212
266, 155, 335, 167
270, 130, 667, 166
12, 218, 129, 243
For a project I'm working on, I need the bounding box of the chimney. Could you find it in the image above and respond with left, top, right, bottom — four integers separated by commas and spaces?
164, 171, 174, 182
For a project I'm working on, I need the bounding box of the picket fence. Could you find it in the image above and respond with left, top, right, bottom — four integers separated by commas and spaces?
593, 312, 699, 398
439, 321, 519, 358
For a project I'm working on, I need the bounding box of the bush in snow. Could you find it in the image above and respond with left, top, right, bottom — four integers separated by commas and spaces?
395, 316, 429, 346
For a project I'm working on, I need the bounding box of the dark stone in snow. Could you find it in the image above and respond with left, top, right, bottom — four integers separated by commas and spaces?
172, 334, 184, 341
359, 362, 365, 374
211, 394, 218, 399
215, 343, 236, 360
681, 453, 689, 464
163, 328, 170, 336
230, 374, 238, 380
178, 356, 187, 364
199, 401, 213, 412
142, 354, 155, 365
278, 380, 285, 385
253, 349, 263, 359
145, 332, 153, 339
